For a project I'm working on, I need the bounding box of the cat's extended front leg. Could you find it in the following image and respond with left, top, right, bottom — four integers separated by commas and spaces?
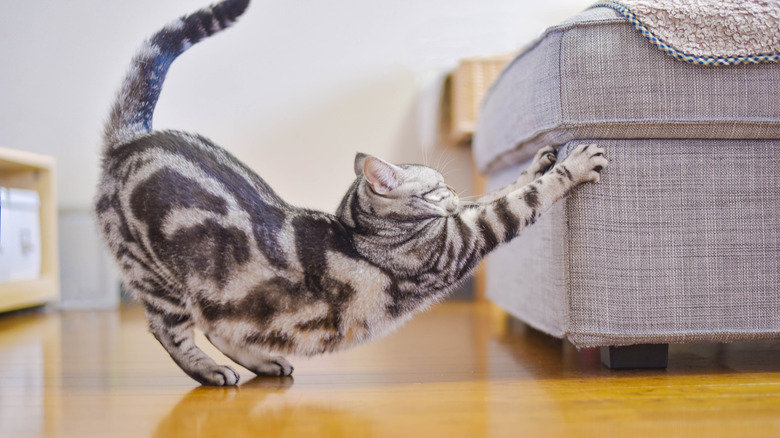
467, 144, 607, 253
506, 143, 606, 228
144, 302, 240, 386
477, 146, 557, 204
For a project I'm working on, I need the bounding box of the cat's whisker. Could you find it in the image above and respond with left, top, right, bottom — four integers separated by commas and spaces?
432, 151, 442, 172
438, 154, 457, 175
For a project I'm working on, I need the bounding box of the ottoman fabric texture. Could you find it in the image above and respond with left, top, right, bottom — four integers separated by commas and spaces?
486, 141, 780, 348
476, 7, 780, 348
474, 7, 780, 175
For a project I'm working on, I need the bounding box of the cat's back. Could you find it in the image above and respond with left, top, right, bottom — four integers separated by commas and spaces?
101, 131, 285, 206
95, 130, 295, 287
101, 130, 288, 208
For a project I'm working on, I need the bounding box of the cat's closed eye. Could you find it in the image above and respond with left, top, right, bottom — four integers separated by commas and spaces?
423, 186, 456, 203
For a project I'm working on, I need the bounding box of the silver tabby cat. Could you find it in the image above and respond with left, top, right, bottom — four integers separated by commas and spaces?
95, 0, 608, 386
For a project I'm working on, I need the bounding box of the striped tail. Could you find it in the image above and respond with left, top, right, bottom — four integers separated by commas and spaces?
103, 0, 250, 150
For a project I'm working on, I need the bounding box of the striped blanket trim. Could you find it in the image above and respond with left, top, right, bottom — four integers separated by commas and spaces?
591, 1, 780, 66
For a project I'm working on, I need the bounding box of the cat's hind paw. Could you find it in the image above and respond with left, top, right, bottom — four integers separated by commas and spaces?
245, 356, 294, 377
272, 357, 294, 377
193, 365, 240, 386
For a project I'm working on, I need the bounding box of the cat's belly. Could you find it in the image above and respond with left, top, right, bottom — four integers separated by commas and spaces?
197, 307, 412, 357
190, 251, 405, 356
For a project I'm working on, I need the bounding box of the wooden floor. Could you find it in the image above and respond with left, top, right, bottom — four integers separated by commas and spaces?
1, 302, 779, 437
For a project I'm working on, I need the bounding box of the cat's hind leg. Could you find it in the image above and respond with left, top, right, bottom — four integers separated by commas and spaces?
144, 301, 240, 386
205, 332, 294, 377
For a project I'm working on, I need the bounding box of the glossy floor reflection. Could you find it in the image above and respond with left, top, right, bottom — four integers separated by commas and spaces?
1, 302, 779, 437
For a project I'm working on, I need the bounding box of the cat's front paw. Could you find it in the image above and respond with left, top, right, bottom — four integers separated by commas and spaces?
529, 145, 557, 177
194, 365, 240, 386
559, 144, 608, 184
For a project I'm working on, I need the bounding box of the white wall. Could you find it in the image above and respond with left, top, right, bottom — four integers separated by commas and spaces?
0, 0, 590, 212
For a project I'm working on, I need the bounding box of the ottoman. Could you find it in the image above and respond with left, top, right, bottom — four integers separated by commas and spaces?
473, 3, 780, 368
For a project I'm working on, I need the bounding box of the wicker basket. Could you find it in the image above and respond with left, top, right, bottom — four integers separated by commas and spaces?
448, 54, 514, 144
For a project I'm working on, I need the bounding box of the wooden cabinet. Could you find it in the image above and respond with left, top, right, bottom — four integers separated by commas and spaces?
0, 147, 59, 312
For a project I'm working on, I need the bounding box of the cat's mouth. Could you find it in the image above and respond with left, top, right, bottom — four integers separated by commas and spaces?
445, 199, 460, 216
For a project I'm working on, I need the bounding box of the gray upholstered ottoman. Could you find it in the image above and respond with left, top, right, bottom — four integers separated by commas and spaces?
473, 5, 780, 368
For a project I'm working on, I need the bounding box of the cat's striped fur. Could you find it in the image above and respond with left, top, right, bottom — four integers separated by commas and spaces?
95, 0, 608, 386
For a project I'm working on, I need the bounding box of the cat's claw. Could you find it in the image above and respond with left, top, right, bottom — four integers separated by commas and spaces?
530, 145, 558, 177
561, 143, 608, 184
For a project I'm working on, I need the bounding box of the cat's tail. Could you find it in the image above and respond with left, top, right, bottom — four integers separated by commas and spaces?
103, 0, 250, 151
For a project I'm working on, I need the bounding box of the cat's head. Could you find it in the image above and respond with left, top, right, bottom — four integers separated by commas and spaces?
353, 153, 459, 220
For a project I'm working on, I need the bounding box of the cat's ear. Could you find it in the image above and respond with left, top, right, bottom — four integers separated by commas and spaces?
360, 154, 404, 194
354, 153, 369, 177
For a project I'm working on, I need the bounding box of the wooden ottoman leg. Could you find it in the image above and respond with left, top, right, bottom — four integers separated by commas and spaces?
600, 344, 669, 370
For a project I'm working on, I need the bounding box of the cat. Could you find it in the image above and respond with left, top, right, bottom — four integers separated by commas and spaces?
95, 0, 608, 386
